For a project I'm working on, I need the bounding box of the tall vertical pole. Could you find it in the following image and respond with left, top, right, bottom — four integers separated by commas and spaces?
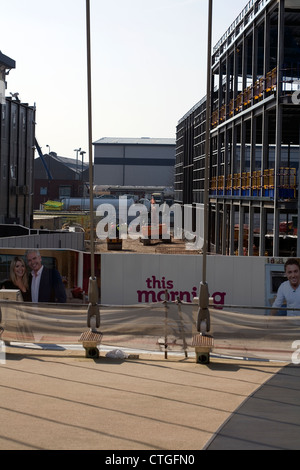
273, 0, 284, 257
86, 0, 100, 329
197, 0, 213, 334
202, 0, 213, 284
86, 0, 95, 280
298, 124, 300, 257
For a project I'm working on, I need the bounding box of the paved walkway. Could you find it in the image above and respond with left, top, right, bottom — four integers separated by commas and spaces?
206, 363, 300, 450
0, 345, 298, 450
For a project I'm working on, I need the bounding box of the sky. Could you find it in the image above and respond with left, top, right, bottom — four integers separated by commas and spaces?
1, 0, 245, 160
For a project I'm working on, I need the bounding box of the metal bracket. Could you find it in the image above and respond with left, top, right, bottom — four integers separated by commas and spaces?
87, 303, 100, 329
196, 282, 211, 333
87, 277, 100, 329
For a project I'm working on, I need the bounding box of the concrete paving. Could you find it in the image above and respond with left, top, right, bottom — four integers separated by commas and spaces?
1, 344, 296, 451
206, 363, 300, 450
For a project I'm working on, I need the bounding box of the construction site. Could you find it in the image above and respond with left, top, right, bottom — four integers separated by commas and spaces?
1, 0, 300, 452
175, 0, 300, 258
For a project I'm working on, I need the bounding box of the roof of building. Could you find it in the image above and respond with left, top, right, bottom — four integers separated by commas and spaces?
94, 137, 175, 146
50, 153, 88, 171
39, 152, 89, 175
0, 51, 16, 70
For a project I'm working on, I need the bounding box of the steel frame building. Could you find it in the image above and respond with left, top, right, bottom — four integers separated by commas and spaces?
175, 0, 300, 257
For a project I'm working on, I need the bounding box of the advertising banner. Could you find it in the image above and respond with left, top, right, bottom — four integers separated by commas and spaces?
100, 253, 267, 308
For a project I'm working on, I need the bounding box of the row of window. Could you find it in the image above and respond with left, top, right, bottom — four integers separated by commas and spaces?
40, 186, 72, 198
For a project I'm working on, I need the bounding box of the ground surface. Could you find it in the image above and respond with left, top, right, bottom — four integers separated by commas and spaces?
0, 345, 286, 451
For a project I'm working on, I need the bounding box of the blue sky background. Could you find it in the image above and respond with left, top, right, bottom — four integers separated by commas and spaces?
1, 0, 244, 159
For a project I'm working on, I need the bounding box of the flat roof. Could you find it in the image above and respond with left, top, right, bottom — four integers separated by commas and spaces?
94, 137, 175, 146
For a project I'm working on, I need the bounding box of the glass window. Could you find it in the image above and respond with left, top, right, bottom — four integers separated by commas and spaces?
59, 186, 71, 198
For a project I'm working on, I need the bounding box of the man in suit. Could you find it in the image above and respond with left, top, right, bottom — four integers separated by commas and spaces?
26, 250, 67, 303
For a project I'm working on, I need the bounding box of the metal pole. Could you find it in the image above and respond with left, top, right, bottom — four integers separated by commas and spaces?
86, 0, 95, 280
202, 0, 213, 284
197, 0, 213, 334
86, 0, 100, 329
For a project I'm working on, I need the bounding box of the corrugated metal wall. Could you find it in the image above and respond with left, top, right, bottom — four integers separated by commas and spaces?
0, 232, 85, 251
0, 98, 35, 226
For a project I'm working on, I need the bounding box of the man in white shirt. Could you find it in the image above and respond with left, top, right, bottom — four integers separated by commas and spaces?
26, 250, 66, 303
272, 258, 300, 316
30, 263, 43, 303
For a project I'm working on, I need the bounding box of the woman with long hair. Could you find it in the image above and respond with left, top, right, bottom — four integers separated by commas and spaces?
1, 257, 31, 301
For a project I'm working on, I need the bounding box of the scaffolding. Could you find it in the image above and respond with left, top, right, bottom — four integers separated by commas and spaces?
175, 0, 300, 258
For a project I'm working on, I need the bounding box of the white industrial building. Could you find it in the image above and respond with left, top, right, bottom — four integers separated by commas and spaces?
93, 137, 175, 187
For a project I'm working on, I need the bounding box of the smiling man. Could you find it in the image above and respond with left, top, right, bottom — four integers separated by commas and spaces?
272, 258, 300, 316
26, 250, 67, 304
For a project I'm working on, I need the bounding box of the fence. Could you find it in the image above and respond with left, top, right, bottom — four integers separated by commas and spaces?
1, 298, 299, 363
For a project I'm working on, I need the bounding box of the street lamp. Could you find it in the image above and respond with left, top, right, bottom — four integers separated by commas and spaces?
74, 147, 81, 175
80, 150, 86, 177
80, 150, 86, 197
46, 145, 52, 198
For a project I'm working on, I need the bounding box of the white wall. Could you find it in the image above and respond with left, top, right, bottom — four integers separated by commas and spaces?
94, 144, 175, 186
101, 253, 267, 307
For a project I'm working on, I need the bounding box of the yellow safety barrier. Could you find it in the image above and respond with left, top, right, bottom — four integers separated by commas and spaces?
211, 67, 277, 128
210, 166, 296, 200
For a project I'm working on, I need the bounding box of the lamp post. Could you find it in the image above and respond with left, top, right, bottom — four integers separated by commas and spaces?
74, 147, 81, 175
85, 0, 100, 330
197, 0, 213, 335
80, 150, 86, 201
80, 151, 86, 182
46, 145, 51, 199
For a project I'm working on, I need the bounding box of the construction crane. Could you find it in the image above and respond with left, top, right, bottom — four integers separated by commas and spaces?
35, 138, 53, 181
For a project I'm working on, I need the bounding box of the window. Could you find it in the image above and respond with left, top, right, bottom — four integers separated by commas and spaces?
40, 187, 47, 196
59, 186, 71, 198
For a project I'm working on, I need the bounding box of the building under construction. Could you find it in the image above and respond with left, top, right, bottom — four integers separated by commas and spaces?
175, 0, 300, 257
0, 51, 35, 227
